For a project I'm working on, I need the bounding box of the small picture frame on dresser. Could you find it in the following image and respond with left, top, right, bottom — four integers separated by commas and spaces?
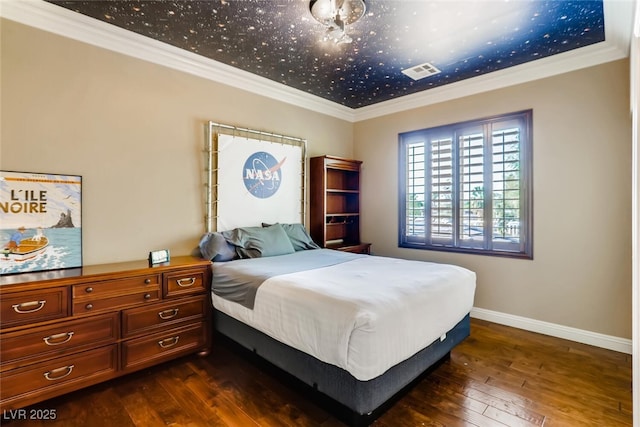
148, 249, 170, 266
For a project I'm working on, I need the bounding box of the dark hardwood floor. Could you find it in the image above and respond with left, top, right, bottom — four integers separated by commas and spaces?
3, 319, 632, 426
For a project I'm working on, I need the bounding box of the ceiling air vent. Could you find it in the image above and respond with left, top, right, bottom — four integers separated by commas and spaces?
401, 62, 441, 81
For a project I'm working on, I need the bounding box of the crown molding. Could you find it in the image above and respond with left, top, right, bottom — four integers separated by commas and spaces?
1, 0, 633, 123
353, 38, 628, 121
353, 0, 634, 121
0, 0, 357, 122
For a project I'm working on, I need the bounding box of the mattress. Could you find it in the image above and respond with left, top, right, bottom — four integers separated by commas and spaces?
211, 249, 476, 381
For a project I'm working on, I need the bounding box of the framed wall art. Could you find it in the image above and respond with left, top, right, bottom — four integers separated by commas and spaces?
204, 122, 307, 232
0, 171, 82, 275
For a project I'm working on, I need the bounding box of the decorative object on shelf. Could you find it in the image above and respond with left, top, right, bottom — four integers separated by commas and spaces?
148, 249, 170, 266
309, 0, 366, 44
205, 121, 307, 233
0, 170, 82, 275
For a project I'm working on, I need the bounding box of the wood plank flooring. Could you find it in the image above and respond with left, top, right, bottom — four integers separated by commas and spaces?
3, 319, 632, 426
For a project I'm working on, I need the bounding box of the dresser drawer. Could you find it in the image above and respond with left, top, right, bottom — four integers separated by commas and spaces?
73, 290, 160, 315
122, 322, 206, 371
0, 313, 119, 369
0, 287, 69, 328
163, 269, 206, 298
0, 345, 117, 407
122, 296, 206, 338
72, 274, 160, 298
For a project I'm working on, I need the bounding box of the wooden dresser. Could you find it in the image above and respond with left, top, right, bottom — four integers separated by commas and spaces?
0, 256, 212, 411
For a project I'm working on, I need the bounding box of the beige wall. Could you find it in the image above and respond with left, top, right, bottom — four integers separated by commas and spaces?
354, 59, 632, 338
1, 19, 353, 265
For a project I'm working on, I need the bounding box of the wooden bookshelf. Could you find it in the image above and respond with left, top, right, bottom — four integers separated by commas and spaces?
309, 156, 370, 254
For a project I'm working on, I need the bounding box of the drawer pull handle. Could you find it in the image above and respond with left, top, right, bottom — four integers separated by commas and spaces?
85, 303, 93, 310
12, 300, 46, 314
85, 287, 93, 293
43, 332, 74, 346
176, 277, 196, 287
44, 365, 75, 381
144, 293, 152, 300
158, 336, 180, 348
158, 308, 179, 320
144, 279, 151, 284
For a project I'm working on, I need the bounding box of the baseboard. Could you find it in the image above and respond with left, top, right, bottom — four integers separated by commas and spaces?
470, 307, 632, 354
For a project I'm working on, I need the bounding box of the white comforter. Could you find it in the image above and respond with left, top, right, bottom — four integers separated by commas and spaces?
212, 255, 475, 380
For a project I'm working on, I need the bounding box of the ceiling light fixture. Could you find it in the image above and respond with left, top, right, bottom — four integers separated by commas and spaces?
309, 0, 366, 44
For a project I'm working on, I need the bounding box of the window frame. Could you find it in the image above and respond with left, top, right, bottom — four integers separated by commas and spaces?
398, 110, 533, 259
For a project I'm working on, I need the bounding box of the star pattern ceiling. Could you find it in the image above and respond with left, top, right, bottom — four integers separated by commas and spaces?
47, 0, 605, 109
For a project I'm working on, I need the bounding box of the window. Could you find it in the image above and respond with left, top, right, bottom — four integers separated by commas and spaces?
399, 110, 533, 258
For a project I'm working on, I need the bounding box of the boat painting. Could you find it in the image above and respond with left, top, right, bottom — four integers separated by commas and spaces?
2, 236, 49, 262
1, 171, 82, 275
0, 228, 82, 275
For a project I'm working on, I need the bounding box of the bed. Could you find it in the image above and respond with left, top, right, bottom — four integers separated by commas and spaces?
199, 223, 476, 426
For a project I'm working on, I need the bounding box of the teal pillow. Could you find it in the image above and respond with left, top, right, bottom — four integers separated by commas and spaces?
262, 223, 320, 251
223, 223, 295, 258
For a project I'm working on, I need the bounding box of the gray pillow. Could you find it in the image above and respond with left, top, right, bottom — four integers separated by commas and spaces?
223, 223, 295, 258
198, 232, 236, 262
262, 222, 320, 251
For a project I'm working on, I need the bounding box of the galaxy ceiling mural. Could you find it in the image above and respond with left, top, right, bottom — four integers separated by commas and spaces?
47, 1, 605, 109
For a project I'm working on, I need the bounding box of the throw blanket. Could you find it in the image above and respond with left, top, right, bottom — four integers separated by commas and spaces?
212, 249, 365, 309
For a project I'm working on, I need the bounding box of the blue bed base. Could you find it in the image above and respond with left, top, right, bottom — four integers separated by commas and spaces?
214, 310, 470, 426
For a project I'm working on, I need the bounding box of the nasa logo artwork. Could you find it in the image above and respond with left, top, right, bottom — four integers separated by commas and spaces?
242, 151, 286, 199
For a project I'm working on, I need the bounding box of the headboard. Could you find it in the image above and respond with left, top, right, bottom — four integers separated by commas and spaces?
204, 121, 307, 233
